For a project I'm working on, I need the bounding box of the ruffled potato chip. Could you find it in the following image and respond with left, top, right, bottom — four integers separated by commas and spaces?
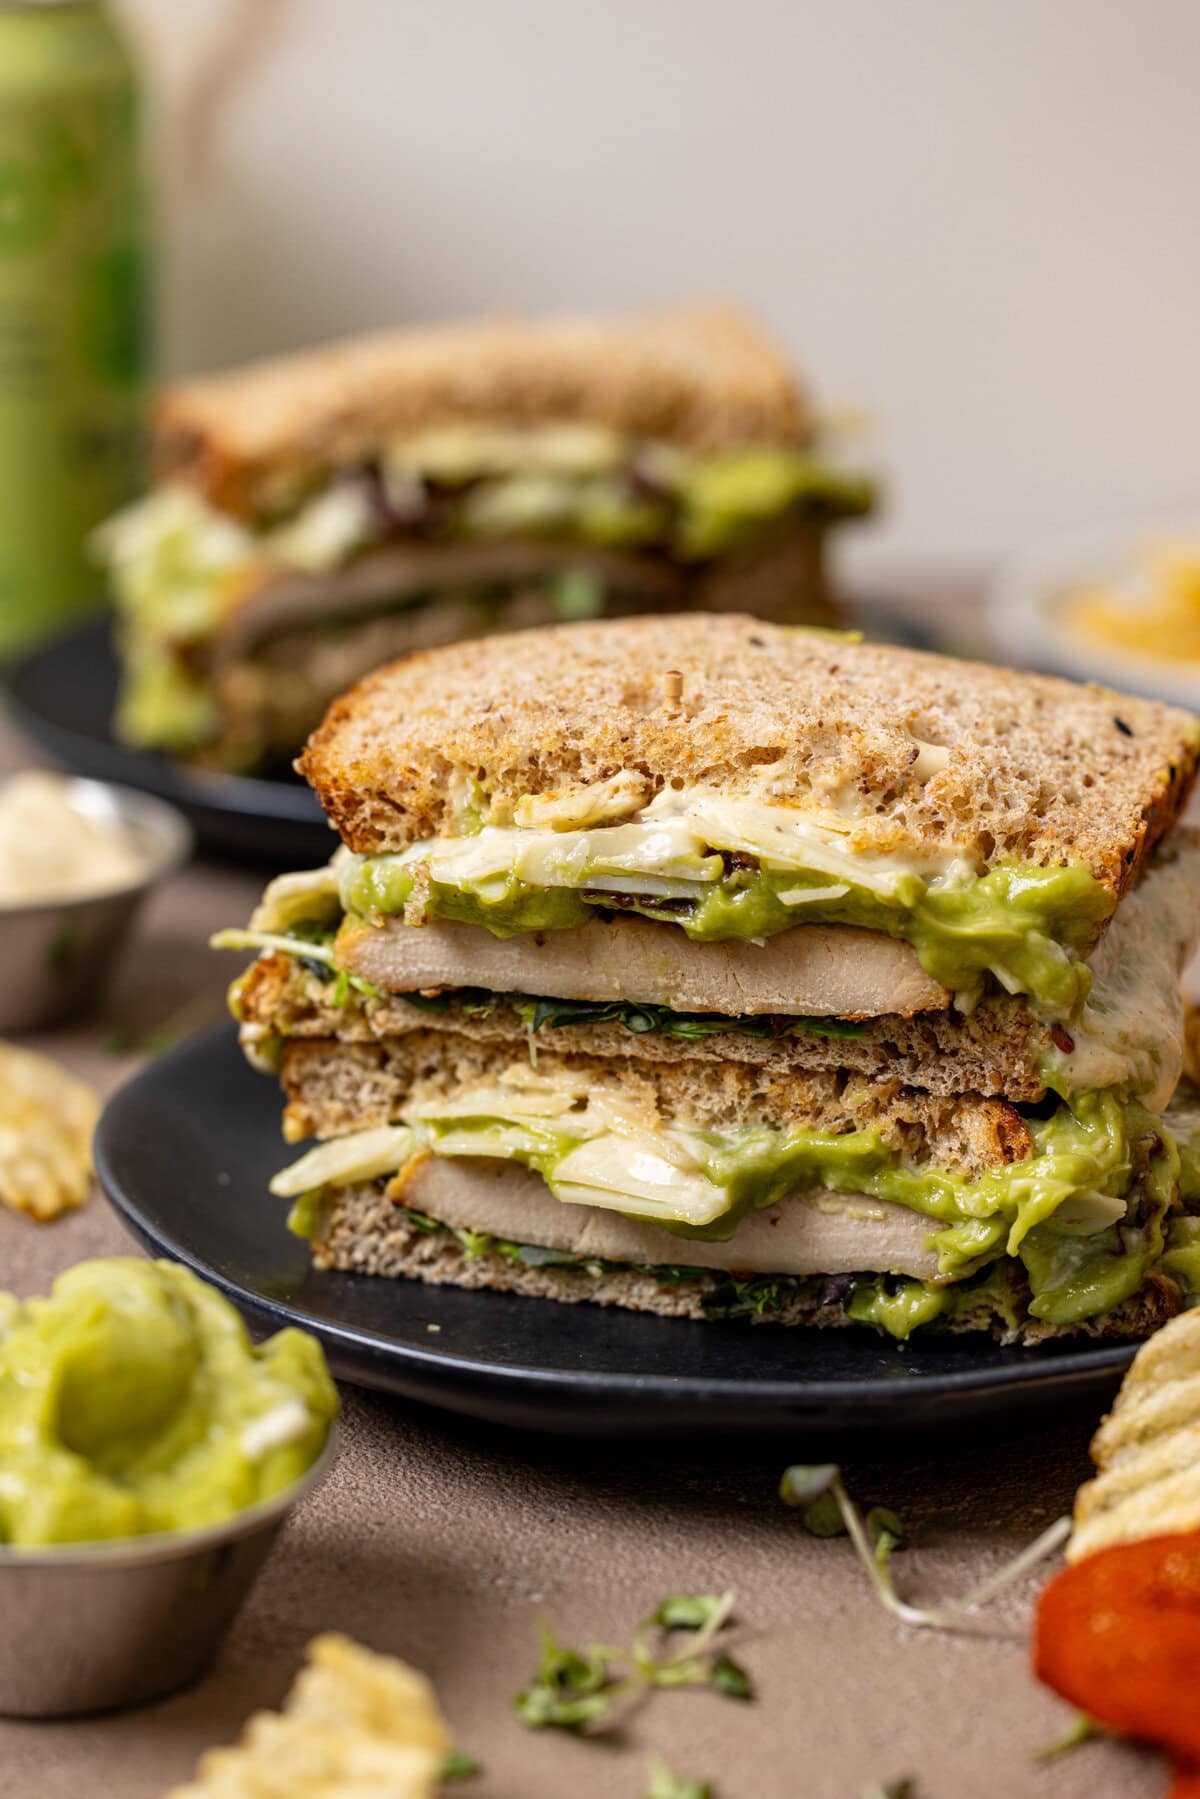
167, 1634, 449, 1799
0, 1042, 98, 1222
1070, 1307, 1200, 1561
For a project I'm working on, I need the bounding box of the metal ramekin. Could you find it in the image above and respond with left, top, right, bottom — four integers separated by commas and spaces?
0, 1428, 336, 1718
0, 774, 192, 1030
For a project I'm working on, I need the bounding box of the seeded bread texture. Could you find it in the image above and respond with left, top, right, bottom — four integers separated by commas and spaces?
311, 1183, 1182, 1346
298, 613, 1200, 894
275, 1034, 1033, 1173
157, 306, 810, 518
235, 951, 1047, 1101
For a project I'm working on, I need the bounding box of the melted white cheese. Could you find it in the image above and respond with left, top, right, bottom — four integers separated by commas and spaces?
371, 784, 977, 904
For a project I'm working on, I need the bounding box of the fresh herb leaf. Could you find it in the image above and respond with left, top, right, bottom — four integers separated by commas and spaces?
455, 1227, 495, 1262
701, 1273, 807, 1319
802, 1491, 847, 1538
710, 1652, 754, 1700
515, 1592, 749, 1736
513, 994, 866, 1042
405, 986, 865, 1042
513, 1617, 615, 1732
442, 1748, 482, 1780
395, 1206, 444, 1236
780, 1465, 847, 1537
779, 1464, 839, 1507
652, 1594, 728, 1632
867, 1507, 906, 1561
644, 1755, 713, 1799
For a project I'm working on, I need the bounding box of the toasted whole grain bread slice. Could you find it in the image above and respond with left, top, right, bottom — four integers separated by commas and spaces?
273, 1032, 1034, 1173
298, 614, 1199, 893
157, 306, 810, 518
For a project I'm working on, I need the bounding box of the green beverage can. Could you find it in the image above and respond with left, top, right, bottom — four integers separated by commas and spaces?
0, 0, 148, 654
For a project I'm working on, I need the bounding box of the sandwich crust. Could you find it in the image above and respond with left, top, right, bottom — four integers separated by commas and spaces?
298, 613, 1200, 896
156, 306, 810, 518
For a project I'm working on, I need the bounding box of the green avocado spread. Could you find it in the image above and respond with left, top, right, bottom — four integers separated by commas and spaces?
0, 1259, 338, 1548
336, 851, 1113, 1013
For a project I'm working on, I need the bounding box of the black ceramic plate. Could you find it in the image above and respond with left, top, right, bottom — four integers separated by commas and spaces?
3, 622, 332, 864
94, 1024, 1139, 1440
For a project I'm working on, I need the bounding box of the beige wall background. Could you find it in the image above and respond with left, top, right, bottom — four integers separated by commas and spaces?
120, 0, 1200, 576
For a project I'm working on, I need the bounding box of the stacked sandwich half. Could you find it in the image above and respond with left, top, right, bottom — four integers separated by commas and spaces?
221, 614, 1200, 1343
99, 307, 871, 772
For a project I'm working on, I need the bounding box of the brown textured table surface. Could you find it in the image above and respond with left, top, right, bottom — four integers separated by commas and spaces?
0, 674, 1174, 1799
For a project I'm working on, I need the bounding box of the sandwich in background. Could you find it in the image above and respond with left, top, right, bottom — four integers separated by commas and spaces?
217, 613, 1200, 1343
99, 307, 873, 772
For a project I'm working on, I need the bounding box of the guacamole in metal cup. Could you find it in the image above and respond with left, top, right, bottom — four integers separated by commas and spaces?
0, 1258, 337, 1548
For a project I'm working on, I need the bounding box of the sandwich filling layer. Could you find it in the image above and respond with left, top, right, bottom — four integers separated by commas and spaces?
101, 434, 870, 762
329, 784, 1121, 1012
222, 833, 1200, 1111
309, 1179, 1197, 1344
270, 1056, 1178, 1328
302, 1091, 1200, 1342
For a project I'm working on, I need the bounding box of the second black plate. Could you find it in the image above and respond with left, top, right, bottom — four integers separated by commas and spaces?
4, 621, 333, 865
94, 1024, 1138, 1441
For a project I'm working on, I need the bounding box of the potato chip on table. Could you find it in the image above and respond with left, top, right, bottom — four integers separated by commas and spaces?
167, 1633, 449, 1799
0, 1042, 98, 1221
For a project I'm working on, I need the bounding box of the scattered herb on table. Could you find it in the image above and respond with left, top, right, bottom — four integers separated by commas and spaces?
644, 1753, 713, 1798
442, 1747, 482, 1780
514, 1590, 752, 1734
780, 1463, 1070, 1629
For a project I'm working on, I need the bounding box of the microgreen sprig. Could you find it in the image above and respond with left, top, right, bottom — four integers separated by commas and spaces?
1031, 1711, 1100, 1761
514, 1590, 752, 1734
780, 1465, 1070, 1629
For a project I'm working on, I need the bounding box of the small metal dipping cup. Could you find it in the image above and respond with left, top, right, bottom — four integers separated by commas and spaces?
0, 774, 192, 1031
0, 1430, 336, 1718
